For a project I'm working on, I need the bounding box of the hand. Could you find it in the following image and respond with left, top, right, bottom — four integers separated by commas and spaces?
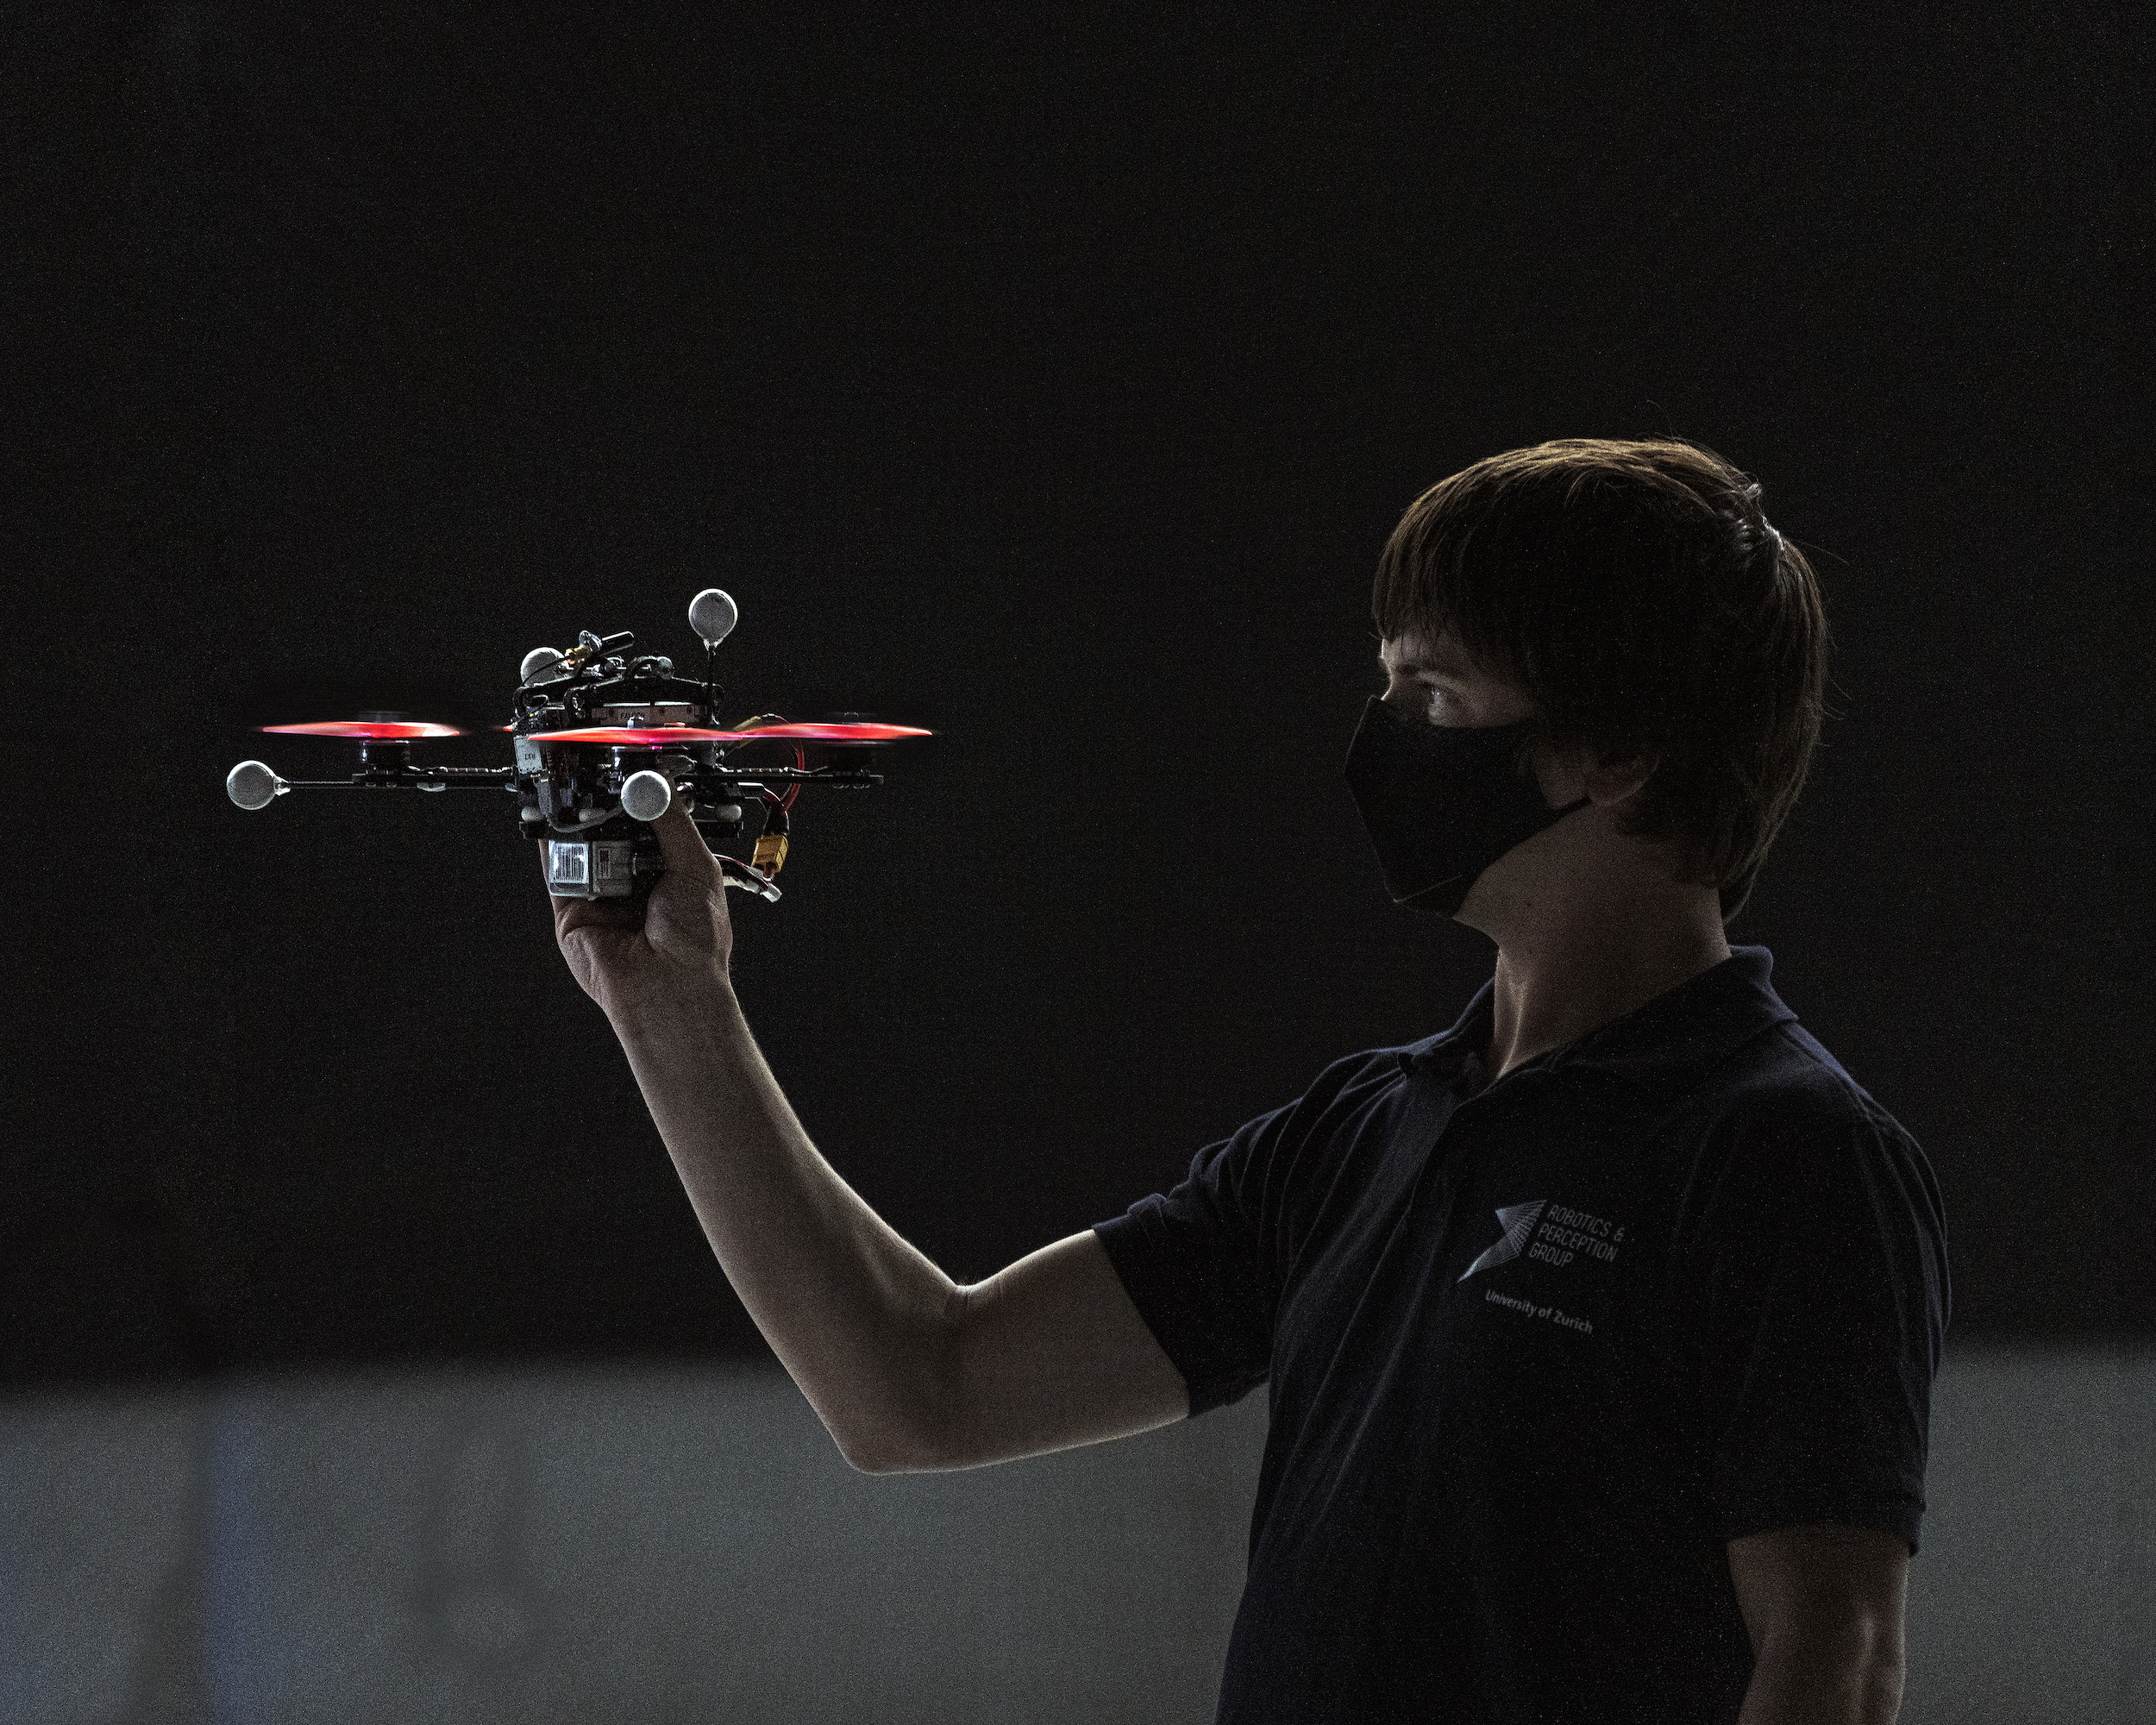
545, 801, 735, 1015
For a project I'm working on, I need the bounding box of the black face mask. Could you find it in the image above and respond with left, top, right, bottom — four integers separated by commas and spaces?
1342, 696, 1589, 917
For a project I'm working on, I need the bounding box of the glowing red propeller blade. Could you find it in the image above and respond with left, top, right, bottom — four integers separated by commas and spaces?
263, 721, 465, 739
524, 723, 933, 746
523, 726, 750, 745
724, 723, 934, 743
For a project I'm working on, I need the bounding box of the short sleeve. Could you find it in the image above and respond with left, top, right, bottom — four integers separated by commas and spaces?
1684, 1097, 1951, 1555
1091, 1098, 1304, 1417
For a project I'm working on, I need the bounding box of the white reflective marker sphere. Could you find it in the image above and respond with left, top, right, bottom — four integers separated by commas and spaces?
619, 769, 673, 822
226, 760, 286, 810
687, 588, 738, 646
520, 646, 567, 681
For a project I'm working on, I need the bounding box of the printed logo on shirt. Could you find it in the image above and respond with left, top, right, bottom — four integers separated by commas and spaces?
1458, 1200, 1547, 1279
1458, 1199, 1625, 1281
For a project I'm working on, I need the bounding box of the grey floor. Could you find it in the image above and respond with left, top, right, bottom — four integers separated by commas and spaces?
1, 1340, 2148, 1723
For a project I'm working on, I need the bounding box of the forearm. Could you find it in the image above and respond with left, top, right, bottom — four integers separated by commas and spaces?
606, 977, 958, 1471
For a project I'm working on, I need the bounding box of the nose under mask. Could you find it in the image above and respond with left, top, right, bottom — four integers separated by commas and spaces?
1341, 696, 1589, 917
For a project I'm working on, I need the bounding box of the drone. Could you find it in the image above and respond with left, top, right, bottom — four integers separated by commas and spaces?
225, 587, 932, 902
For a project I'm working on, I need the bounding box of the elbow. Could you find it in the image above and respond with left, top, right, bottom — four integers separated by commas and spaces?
818, 1414, 900, 1474
831, 1415, 951, 1476
840, 1449, 923, 1477
837, 1435, 898, 1476
829, 1290, 970, 1477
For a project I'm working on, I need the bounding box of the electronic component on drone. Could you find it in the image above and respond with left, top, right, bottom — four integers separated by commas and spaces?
225, 588, 932, 902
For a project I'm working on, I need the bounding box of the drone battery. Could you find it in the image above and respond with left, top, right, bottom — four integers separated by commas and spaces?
546, 837, 638, 898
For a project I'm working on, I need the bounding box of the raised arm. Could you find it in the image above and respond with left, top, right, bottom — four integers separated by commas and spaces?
549, 804, 1187, 1473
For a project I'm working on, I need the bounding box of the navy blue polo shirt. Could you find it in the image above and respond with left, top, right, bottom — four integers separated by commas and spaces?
1092, 945, 1949, 1725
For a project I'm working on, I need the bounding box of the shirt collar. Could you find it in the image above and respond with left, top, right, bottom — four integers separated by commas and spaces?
1393, 944, 1796, 1085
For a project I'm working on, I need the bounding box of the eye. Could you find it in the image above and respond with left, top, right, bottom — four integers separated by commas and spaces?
1382, 669, 1459, 724
1382, 676, 1426, 704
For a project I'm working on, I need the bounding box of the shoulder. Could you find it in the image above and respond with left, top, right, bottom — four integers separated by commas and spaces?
1201, 1038, 1420, 1176
1106, 1038, 1427, 1276
1677, 1023, 1946, 1243
1299, 1039, 1424, 1117
1175, 1039, 1427, 1234
1707, 1019, 1922, 1155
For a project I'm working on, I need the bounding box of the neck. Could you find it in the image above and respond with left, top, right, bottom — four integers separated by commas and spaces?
1476, 890, 1731, 1083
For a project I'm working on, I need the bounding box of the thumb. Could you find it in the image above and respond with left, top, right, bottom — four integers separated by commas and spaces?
649, 798, 721, 879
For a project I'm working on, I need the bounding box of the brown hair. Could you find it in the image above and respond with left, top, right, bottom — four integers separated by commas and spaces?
1371, 437, 1834, 926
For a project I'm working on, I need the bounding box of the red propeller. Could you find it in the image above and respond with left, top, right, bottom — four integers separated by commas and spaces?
262, 721, 465, 739
728, 722, 933, 744
524, 723, 931, 746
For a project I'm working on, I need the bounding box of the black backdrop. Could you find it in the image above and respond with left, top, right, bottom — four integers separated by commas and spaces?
8, 3, 2149, 1386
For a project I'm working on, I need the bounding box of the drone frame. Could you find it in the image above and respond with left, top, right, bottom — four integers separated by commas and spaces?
226, 593, 926, 902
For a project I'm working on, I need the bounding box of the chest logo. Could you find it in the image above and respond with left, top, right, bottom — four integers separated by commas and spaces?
1458, 1199, 1548, 1280
1459, 1199, 1625, 1280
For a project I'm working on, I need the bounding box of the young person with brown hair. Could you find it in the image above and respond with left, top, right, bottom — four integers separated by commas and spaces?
547, 437, 1948, 1724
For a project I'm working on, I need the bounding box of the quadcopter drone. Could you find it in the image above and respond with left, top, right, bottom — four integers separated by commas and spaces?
225, 587, 932, 902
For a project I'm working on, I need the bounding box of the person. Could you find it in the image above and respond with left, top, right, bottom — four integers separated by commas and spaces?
544, 437, 1949, 1725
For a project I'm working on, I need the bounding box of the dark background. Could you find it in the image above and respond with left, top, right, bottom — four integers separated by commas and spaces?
6, 3, 2148, 1387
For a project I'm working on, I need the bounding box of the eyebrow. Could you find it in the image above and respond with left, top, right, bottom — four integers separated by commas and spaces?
1382, 649, 1473, 680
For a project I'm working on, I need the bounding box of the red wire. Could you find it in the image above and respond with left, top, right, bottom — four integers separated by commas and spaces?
731, 715, 805, 809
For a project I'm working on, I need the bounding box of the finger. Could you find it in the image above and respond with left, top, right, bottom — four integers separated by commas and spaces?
551, 890, 641, 943
649, 800, 721, 880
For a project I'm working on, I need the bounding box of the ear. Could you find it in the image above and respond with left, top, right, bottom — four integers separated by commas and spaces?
1580, 743, 1660, 808
1526, 732, 1660, 812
